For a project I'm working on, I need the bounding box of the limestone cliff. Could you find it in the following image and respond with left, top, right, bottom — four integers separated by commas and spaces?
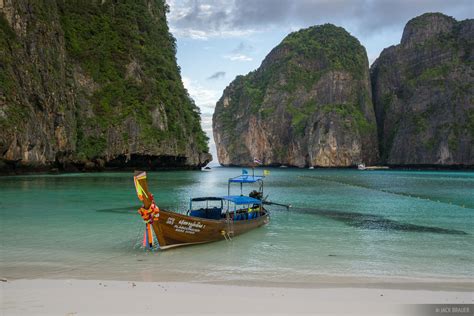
213, 24, 378, 167
0, 0, 210, 173
371, 13, 474, 166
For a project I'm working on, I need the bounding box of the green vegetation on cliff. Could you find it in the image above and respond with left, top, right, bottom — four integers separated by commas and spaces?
281, 24, 367, 80
0, 15, 29, 130
213, 24, 378, 167
372, 13, 473, 165
242, 25, 368, 106
58, 0, 208, 158
0, 0, 210, 171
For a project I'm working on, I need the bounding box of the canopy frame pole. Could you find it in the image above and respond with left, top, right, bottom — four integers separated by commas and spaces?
225, 200, 230, 235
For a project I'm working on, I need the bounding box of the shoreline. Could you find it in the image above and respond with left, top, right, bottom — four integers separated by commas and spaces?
221, 164, 474, 171
1, 164, 474, 177
0, 165, 206, 176
2, 279, 473, 315
203, 279, 474, 292
2, 273, 473, 291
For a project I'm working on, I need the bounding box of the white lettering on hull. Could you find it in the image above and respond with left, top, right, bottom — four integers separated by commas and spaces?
165, 217, 206, 235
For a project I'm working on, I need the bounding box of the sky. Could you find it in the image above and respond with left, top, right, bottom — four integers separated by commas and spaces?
166, 0, 473, 165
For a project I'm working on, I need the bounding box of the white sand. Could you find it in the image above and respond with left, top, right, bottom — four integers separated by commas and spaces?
1, 279, 473, 315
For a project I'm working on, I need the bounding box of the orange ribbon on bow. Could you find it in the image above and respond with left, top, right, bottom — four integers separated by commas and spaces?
138, 202, 160, 224
138, 202, 159, 249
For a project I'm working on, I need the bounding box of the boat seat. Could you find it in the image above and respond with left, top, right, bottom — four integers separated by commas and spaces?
190, 210, 205, 218
190, 208, 222, 220
206, 207, 221, 220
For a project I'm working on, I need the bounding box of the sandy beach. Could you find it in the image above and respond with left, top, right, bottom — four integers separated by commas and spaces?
1, 279, 473, 315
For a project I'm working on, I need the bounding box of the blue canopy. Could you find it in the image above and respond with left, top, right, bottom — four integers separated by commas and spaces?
191, 197, 223, 202
221, 195, 262, 205
229, 175, 264, 183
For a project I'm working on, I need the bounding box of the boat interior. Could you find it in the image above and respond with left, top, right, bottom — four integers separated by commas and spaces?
187, 196, 264, 221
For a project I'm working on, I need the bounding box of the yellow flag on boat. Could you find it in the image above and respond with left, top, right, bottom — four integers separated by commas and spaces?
134, 171, 153, 209
263, 170, 270, 176
134, 172, 148, 200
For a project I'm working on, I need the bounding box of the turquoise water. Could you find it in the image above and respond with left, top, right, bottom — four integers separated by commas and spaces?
1, 168, 473, 285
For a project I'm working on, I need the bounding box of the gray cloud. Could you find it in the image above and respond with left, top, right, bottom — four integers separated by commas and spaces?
168, 0, 473, 38
172, 1, 228, 31
207, 71, 226, 80
232, 41, 254, 53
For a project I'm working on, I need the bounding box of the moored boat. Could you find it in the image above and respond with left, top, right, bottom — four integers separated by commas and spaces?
358, 163, 389, 171
133, 171, 270, 250
365, 166, 389, 170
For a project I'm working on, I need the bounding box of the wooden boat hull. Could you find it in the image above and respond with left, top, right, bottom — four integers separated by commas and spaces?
152, 210, 269, 249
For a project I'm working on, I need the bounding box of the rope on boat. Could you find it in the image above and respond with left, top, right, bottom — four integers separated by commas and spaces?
221, 230, 233, 241
264, 201, 291, 210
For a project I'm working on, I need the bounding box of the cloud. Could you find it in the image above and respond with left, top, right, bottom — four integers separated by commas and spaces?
181, 76, 220, 162
232, 41, 254, 54
223, 54, 253, 62
168, 0, 473, 39
170, 28, 254, 40
167, 0, 256, 39
199, 112, 218, 164
207, 71, 226, 80
182, 77, 220, 114
221, 42, 254, 62
199, 112, 214, 134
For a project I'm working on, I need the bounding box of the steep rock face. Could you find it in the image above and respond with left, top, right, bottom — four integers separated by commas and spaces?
371, 13, 474, 166
0, 0, 76, 170
0, 0, 210, 173
213, 24, 378, 167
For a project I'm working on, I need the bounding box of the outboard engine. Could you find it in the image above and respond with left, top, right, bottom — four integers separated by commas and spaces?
249, 190, 263, 200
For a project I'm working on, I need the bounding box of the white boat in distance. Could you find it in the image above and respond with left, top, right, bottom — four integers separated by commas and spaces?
358, 163, 389, 171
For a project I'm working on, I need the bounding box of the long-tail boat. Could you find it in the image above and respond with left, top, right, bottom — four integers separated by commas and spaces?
133, 171, 270, 250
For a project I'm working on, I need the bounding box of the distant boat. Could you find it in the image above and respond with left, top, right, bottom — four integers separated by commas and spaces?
280, 165, 288, 168
366, 166, 390, 170
201, 166, 211, 171
133, 171, 270, 250
309, 166, 314, 170
358, 163, 389, 171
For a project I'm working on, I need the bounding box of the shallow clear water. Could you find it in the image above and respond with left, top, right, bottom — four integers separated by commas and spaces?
1, 168, 473, 285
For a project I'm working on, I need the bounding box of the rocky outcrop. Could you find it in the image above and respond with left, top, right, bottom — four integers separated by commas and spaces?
213, 24, 378, 167
0, 0, 210, 173
371, 13, 474, 166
